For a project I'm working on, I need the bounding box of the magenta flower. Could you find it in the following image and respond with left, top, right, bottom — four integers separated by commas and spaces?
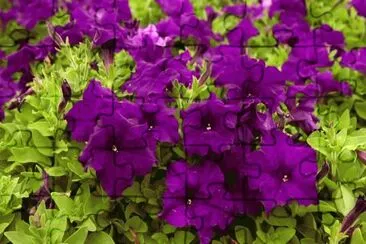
181, 94, 240, 156
246, 130, 318, 213
161, 160, 234, 244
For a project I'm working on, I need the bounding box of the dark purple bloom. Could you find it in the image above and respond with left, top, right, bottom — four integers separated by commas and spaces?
223, 4, 247, 18
66, 0, 131, 47
65, 80, 117, 142
272, 13, 310, 45
226, 65, 286, 111
120, 101, 180, 145
282, 45, 332, 83
341, 48, 366, 75
1, 0, 57, 30
79, 106, 156, 197
341, 198, 366, 234
236, 98, 276, 144
0, 74, 18, 120
181, 94, 240, 156
216, 146, 262, 215
155, 0, 194, 17
246, 130, 318, 213
316, 161, 329, 181
352, 0, 366, 17
137, 102, 179, 144
285, 84, 319, 133
226, 19, 259, 47
285, 71, 351, 133
160, 160, 234, 244
269, 0, 307, 18
123, 52, 195, 100
125, 24, 172, 64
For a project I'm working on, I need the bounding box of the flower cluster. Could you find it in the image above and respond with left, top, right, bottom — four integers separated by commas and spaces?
1, 0, 366, 243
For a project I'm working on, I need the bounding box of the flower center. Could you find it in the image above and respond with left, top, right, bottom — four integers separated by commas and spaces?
206, 123, 212, 131
282, 174, 289, 183
112, 145, 118, 152
148, 125, 154, 130
187, 199, 192, 205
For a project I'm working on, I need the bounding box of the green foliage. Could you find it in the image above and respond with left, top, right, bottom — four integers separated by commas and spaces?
306, 0, 366, 49
212, 14, 241, 36
129, 0, 165, 26
247, 13, 290, 68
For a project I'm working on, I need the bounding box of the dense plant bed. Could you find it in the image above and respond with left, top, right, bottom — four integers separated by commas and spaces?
0, 0, 366, 243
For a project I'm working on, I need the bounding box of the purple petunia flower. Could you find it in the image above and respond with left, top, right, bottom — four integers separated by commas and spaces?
341, 48, 366, 75
226, 18, 259, 47
216, 146, 262, 215
246, 130, 318, 213
160, 160, 234, 244
65, 80, 117, 142
236, 98, 276, 144
120, 101, 180, 145
352, 0, 366, 17
269, 0, 307, 18
79, 105, 156, 197
0, 74, 18, 121
1, 0, 57, 30
181, 94, 240, 156
66, 0, 131, 47
123, 52, 195, 100
285, 71, 351, 133
155, 0, 194, 18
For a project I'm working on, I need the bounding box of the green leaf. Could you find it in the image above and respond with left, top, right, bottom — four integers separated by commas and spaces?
337, 109, 350, 131
162, 224, 176, 234
85, 231, 115, 244
307, 131, 329, 156
335, 128, 348, 147
235, 226, 253, 244
51, 192, 75, 216
8, 147, 51, 165
0, 214, 14, 233
172, 231, 195, 244
45, 166, 67, 177
64, 227, 88, 244
152, 233, 169, 244
355, 101, 366, 120
125, 216, 148, 233
334, 184, 356, 216
351, 227, 365, 244
4, 231, 37, 244
273, 227, 296, 243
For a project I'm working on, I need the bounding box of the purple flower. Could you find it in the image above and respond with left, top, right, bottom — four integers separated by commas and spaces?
269, 0, 307, 18
123, 53, 195, 99
65, 80, 117, 142
161, 160, 234, 244
216, 146, 262, 215
66, 0, 131, 47
137, 102, 180, 144
285, 71, 351, 133
79, 105, 156, 197
1, 0, 57, 30
181, 94, 240, 156
236, 98, 276, 144
341, 198, 366, 235
226, 19, 259, 47
120, 101, 180, 144
341, 48, 366, 75
352, 0, 366, 17
223, 4, 247, 18
246, 130, 318, 213
0, 74, 18, 120
155, 0, 194, 17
